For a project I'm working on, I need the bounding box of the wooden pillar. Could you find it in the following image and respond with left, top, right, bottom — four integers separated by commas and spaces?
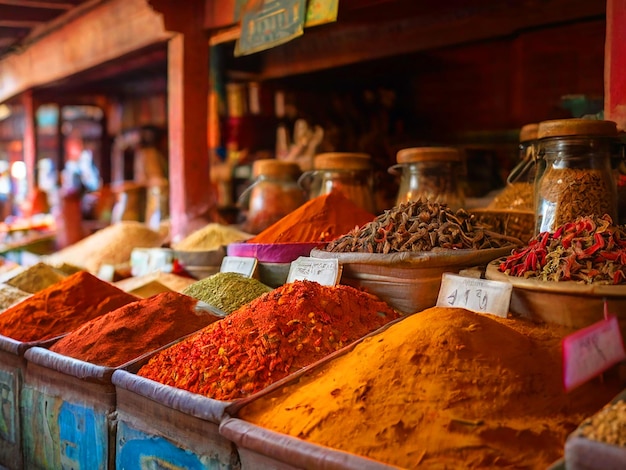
22, 91, 37, 193
605, 0, 626, 130
152, 0, 213, 241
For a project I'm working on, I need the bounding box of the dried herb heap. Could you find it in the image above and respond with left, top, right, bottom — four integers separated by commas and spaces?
182, 272, 273, 314
325, 199, 521, 253
499, 214, 626, 284
138, 280, 400, 401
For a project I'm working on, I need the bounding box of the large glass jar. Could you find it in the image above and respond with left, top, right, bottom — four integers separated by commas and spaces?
389, 147, 465, 210
534, 119, 619, 234
239, 159, 305, 234
299, 153, 376, 213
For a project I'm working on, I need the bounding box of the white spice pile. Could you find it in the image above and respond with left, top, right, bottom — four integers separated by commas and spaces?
173, 223, 252, 251
45, 221, 167, 274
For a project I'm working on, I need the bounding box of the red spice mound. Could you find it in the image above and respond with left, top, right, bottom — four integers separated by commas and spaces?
138, 280, 400, 401
50, 292, 222, 367
248, 192, 375, 244
0, 271, 138, 342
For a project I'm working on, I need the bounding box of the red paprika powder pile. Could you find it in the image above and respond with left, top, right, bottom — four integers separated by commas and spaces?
0, 271, 137, 342
50, 292, 223, 367
138, 280, 400, 401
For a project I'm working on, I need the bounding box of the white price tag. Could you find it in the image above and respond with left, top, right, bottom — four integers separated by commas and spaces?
287, 257, 341, 286
97, 264, 115, 282
436, 273, 512, 317
562, 316, 626, 391
220, 256, 257, 278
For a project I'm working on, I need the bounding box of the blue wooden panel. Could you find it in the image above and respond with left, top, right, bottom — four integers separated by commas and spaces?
116, 420, 233, 470
21, 386, 109, 470
0, 368, 17, 444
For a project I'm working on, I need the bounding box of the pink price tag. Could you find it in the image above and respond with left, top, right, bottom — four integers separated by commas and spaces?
562, 315, 626, 391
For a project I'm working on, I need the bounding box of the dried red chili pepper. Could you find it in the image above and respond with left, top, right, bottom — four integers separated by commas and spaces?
500, 214, 626, 284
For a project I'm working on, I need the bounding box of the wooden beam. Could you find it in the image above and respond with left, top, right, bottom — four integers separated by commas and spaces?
255, 0, 605, 79
0, 0, 173, 103
150, 0, 215, 240
605, 0, 626, 130
0, 0, 74, 9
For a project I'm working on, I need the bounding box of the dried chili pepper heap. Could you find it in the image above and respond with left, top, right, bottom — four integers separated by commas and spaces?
499, 214, 626, 284
138, 280, 400, 401
325, 198, 521, 254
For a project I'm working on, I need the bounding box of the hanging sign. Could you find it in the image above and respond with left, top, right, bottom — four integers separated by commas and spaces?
436, 273, 512, 318
235, 0, 307, 57
305, 0, 339, 27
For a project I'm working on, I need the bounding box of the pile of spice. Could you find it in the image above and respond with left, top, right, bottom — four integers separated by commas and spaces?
499, 214, 626, 284
115, 272, 196, 298
325, 198, 521, 253
238, 307, 622, 469
0, 271, 137, 342
0, 284, 30, 311
488, 182, 534, 211
44, 221, 166, 274
247, 191, 375, 244
138, 280, 399, 401
5, 262, 66, 294
173, 223, 252, 251
50, 292, 222, 367
182, 272, 272, 314
577, 400, 626, 447
538, 167, 615, 230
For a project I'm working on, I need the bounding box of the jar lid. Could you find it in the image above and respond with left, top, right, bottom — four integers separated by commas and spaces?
396, 147, 461, 164
519, 123, 539, 143
314, 153, 371, 170
537, 119, 618, 139
252, 159, 301, 178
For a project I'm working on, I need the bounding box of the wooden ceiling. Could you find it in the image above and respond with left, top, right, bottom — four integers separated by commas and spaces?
0, 0, 96, 60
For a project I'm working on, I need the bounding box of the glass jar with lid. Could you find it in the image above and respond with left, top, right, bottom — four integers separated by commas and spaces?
534, 119, 619, 234
299, 152, 376, 213
239, 159, 305, 234
389, 147, 465, 210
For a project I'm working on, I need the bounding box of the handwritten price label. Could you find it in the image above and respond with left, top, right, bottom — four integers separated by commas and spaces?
562, 315, 626, 391
287, 257, 341, 286
436, 273, 512, 317
220, 256, 258, 278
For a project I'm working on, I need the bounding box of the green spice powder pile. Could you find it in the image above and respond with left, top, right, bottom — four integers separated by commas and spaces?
182, 272, 273, 314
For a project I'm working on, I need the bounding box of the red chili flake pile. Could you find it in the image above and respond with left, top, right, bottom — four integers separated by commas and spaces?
137, 280, 400, 401
499, 214, 626, 284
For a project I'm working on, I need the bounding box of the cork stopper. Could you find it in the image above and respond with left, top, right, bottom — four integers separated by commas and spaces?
252, 159, 301, 178
314, 153, 371, 171
519, 123, 539, 143
396, 147, 461, 164
537, 119, 618, 139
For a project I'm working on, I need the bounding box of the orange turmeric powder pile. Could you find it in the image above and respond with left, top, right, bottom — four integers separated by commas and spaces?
247, 191, 375, 244
238, 307, 623, 469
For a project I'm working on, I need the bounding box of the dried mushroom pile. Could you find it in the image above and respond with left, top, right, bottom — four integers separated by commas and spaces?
325, 199, 521, 253
499, 215, 626, 284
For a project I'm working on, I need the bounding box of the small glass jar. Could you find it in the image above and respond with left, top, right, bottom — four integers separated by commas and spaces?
389, 147, 465, 210
534, 119, 619, 234
239, 159, 305, 234
299, 152, 376, 213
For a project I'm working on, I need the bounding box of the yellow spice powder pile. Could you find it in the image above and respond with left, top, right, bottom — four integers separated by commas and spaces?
239, 307, 623, 469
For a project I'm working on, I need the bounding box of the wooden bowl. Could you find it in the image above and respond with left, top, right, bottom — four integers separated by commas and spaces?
312, 246, 514, 314
485, 259, 626, 331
